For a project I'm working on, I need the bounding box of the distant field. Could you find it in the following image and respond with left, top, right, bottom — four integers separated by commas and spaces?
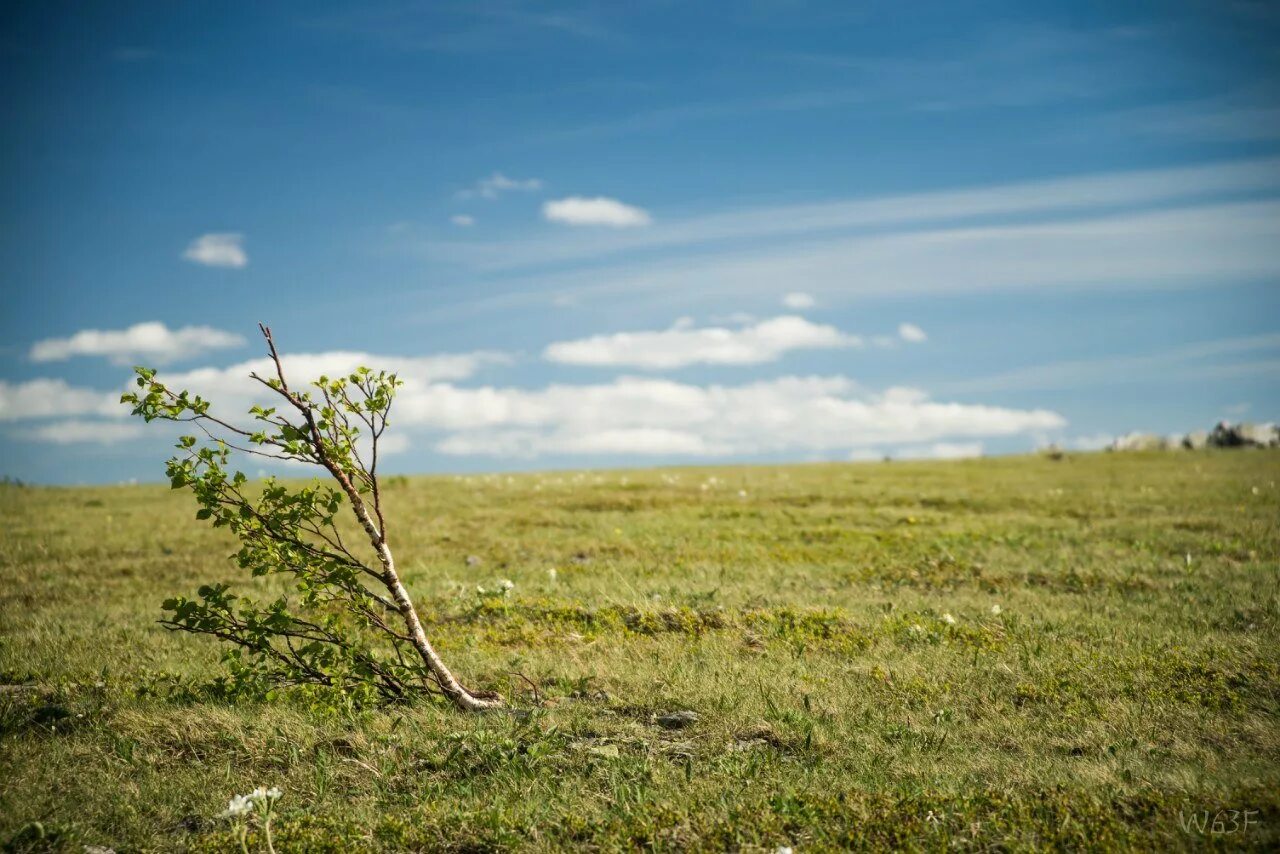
2, 451, 1278, 851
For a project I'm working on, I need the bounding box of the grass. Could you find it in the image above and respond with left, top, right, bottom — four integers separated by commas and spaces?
1, 450, 1278, 851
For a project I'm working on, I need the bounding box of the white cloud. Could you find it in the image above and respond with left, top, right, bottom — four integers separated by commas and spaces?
0, 379, 124, 422
22, 420, 147, 445
377, 433, 411, 455
782, 292, 816, 309
183, 233, 248, 268
543, 315, 860, 369
152, 349, 510, 417
542, 196, 651, 228
0, 357, 1063, 459
30, 322, 245, 365
450, 214, 476, 227
0, 349, 509, 443
457, 172, 543, 200
898, 323, 928, 343
877, 386, 930, 405
392, 375, 1064, 458
245, 430, 411, 471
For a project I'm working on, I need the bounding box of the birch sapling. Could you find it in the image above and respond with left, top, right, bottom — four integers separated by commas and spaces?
122, 324, 501, 711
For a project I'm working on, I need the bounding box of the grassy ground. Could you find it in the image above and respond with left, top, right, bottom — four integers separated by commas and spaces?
1, 451, 1278, 852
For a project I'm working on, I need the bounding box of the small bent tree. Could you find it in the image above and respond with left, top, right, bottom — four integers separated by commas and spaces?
123, 324, 501, 712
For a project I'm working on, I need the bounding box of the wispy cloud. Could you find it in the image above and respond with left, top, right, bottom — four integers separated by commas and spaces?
457, 172, 543, 200
424, 156, 1280, 277
303, 4, 611, 54
183, 233, 248, 268
940, 333, 1280, 394
475, 5, 612, 41
533, 23, 1170, 143
450, 214, 476, 227
433, 198, 1280, 320
532, 89, 873, 144
30, 322, 245, 365
542, 196, 651, 227
1104, 91, 1280, 143
782, 292, 815, 309
898, 323, 927, 343
544, 315, 859, 369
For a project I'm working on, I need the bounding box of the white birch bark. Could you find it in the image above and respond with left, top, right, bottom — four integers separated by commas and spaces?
260, 326, 501, 712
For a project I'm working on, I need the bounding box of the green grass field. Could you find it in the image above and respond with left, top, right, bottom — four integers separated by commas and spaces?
2, 451, 1278, 851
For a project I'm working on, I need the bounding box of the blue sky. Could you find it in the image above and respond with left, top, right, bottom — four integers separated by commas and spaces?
1, 1, 1278, 484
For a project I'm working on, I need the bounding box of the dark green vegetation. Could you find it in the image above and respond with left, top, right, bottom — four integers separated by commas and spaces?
2, 451, 1278, 851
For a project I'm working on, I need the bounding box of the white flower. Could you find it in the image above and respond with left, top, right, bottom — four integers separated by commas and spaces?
547, 568, 558, 582
775, 848, 794, 854
498, 579, 515, 593
222, 795, 254, 818
941, 613, 956, 625
990, 604, 1002, 615
738, 489, 748, 498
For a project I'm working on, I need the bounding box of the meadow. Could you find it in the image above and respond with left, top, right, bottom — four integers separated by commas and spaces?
1, 450, 1277, 851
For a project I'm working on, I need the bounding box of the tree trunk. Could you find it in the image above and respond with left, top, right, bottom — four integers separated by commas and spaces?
378, 539, 501, 711
262, 326, 501, 712
327, 446, 501, 711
